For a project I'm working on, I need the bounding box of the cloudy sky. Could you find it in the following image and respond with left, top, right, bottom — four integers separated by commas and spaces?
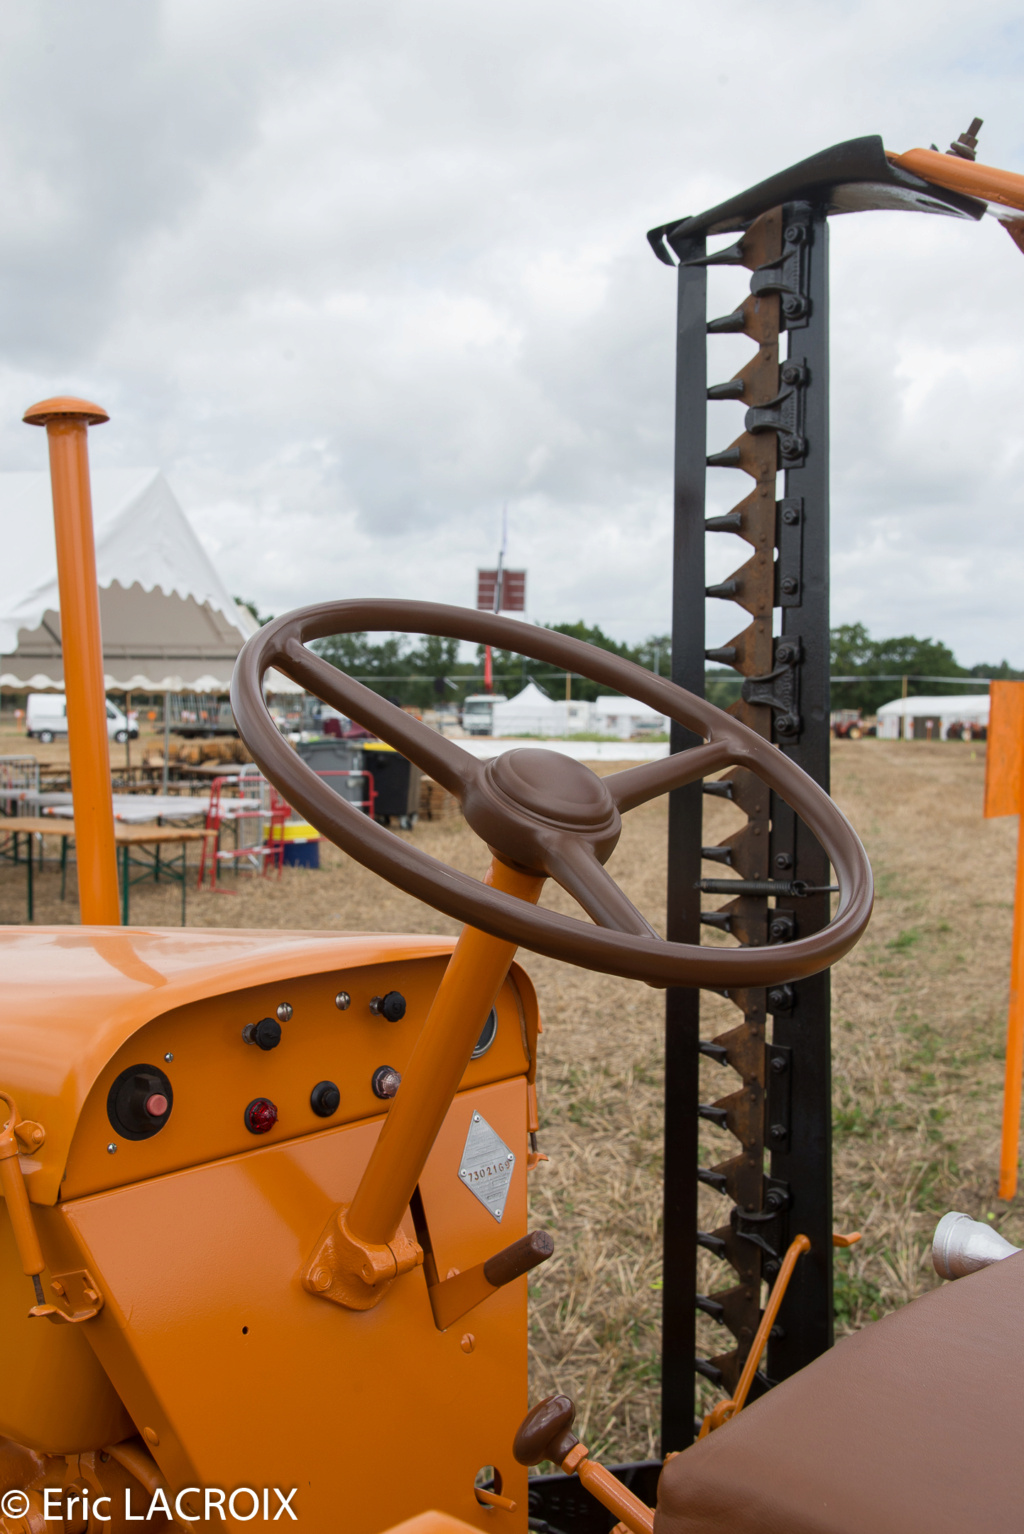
1, 0, 1022, 666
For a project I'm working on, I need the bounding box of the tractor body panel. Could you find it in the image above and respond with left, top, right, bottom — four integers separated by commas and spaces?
55, 1079, 528, 1531
0, 927, 539, 1530
0, 1206, 134, 1452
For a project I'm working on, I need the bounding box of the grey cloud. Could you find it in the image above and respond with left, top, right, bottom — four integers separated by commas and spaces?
1, 0, 1022, 662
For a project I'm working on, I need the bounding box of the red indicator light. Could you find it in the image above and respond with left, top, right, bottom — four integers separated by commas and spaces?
245, 1098, 278, 1135
144, 1093, 169, 1118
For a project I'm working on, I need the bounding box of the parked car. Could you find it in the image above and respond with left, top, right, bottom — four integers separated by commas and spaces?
461, 693, 508, 735
25, 692, 138, 744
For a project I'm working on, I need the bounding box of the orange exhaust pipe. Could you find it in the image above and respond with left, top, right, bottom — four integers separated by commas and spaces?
23, 397, 120, 925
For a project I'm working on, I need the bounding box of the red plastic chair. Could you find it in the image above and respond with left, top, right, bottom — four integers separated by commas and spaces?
265, 786, 290, 875
198, 774, 290, 891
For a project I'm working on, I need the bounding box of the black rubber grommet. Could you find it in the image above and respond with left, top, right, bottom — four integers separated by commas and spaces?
107, 1065, 173, 1141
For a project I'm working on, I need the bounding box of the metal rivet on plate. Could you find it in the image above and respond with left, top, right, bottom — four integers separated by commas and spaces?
107, 1143, 117, 1154
164, 1053, 173, 1063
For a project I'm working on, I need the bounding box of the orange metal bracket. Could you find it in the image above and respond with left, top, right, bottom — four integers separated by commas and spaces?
23, 396, 120, 926
427, 1230, 553, 1331
698, 1233, 811, 1437
302, 1204, 422, 1311
427, 1257, 512, 1332
30, 1268, 104, 1326
0, 1092, 47, 1308
0, 1092, 103, 1324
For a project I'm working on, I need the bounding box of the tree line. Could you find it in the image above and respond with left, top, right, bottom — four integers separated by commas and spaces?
237, 599, 1022, 715
311, 622, 671, 709
827, 624, 1021, 715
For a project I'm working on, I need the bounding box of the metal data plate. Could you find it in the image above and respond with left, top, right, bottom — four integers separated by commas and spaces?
458, 1112, 515, 1223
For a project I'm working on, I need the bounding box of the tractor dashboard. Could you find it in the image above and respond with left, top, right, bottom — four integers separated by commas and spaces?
0, 927, 538, 1207
64, 952, 533, 1199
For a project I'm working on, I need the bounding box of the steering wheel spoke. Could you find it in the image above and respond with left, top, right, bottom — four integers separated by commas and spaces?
544, 838, 659, 939
278, 637, 480, 799
607, 739, 736, 813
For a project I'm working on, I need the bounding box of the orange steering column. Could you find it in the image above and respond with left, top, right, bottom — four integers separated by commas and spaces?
303, 857, 544, 1308
23, 397, 119, 926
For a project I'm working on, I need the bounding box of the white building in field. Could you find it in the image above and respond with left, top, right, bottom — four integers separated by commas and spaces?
488, 683, 669, 740
490, 681, 566, 737
591, 695, 669, 740
875, 694, 990, 740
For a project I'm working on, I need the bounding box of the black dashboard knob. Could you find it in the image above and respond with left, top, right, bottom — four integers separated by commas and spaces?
310, 1080, 341, 1118
370, 992, 406, 1022
242, 1018, 282, 1051
107, 1065, 174, 1140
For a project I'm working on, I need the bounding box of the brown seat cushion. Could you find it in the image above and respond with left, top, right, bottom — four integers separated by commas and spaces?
656, 1251, 1024, 1534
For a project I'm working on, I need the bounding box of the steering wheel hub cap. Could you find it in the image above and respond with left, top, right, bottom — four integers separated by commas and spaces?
486, 750, 616, 832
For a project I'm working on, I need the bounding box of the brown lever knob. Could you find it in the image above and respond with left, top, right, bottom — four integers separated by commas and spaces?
483, 1230, 553, 1287
513, 1393, 579, 1468
513, 1394, 655, 1534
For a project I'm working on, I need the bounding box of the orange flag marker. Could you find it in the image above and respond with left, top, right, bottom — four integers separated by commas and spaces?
984, 681, 1024, 1198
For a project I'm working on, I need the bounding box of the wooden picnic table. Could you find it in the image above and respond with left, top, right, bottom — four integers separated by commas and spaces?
113, 824, 217, 924
0, 817, 215, 924
1, 817, 79, 921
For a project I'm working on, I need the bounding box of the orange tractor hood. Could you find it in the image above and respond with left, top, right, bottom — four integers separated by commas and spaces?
0, 925, 457, 1204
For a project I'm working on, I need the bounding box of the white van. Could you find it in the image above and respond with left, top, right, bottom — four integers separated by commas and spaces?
461, 693, 508, 736
26, 693, 137, 745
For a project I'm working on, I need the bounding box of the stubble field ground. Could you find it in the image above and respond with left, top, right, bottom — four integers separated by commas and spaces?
0, 737, 1018, 1463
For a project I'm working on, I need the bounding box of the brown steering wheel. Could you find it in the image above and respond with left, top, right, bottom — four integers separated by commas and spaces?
230, 599, 872, 988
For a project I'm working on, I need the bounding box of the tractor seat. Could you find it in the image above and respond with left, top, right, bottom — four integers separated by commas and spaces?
656, 1250, 1024, 1534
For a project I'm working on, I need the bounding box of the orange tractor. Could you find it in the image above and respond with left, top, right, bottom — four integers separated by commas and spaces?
0, 124, 1022, 1534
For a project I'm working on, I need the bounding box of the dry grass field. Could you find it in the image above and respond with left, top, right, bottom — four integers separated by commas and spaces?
1, 738, 1019, 1463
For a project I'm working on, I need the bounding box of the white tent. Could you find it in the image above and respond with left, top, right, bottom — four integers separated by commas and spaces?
491, 681, 567, 737
876, 693, 990, 740
489, 684, 669, 740
0, 469, 298, 693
